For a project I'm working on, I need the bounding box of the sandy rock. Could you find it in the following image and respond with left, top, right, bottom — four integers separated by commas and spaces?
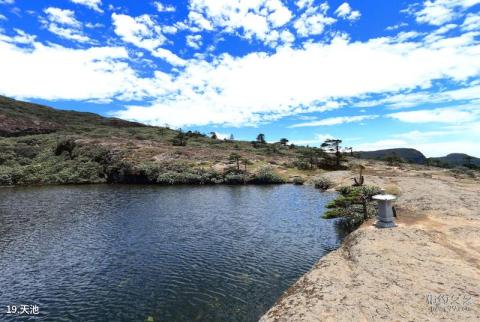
261, 162, 480, 322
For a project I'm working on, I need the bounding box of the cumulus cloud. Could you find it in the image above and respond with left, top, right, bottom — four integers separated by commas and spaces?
290, 115, 378, 127
186, 34, 202, 49
295, 0, 314, 10
152, 48, 186, 66
44, 7, 80, 27
42, 7, 90, 43
115, 30, 480, 127
354, 84, 480, 110
386, 22, 408, 31
294, 2, 336, 37
1, 23, 480, 128
111, 13, 184, 65
70, 0, 103, 13
290, 133, 334, 146
462, 12, 480, 31
411, 0, 480, 25
388, 106, 480, 123
187, 0, 292, 45
112, 13, 166, 51
393, 130, 454, 140
2, 5, 480, 129
334, 2, 361, 21
153, 1, 175, 13
0, 30, 147, 101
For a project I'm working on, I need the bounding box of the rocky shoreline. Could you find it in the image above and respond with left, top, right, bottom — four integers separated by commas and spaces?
261, 162, 480, 321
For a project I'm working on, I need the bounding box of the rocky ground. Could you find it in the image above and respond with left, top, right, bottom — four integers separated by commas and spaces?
261, 161, 480, 322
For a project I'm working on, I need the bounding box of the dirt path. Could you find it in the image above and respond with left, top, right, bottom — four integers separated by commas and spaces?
261, 162, 480, 321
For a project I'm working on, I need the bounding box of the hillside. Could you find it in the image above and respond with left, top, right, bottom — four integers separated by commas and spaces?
430, 153, 480, 167
0, 95, 144, 136
357, 148, 427, 164
0, 96, 328, 186
1, 96, 477, 186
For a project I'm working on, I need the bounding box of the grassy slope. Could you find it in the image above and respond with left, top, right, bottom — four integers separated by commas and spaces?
0, 96, 326, 185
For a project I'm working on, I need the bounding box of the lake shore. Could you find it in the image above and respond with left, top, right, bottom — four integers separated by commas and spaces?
261, 161, 480, 321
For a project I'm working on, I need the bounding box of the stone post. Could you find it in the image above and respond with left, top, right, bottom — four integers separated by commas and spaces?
372, 194, 397, 228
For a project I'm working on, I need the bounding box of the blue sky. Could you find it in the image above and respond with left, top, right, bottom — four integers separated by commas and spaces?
0, 0, 479, 157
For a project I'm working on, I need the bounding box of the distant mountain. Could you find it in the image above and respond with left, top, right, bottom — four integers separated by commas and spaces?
357, 148, 427, 164
430, 153, 480, 167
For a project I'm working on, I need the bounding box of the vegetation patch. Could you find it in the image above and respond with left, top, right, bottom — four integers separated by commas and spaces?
323, 185, 383, 232
313, 177, 334, 190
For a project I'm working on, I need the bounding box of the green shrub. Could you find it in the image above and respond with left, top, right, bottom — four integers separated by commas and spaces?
323, 185, 382, 233
292, 177, 305, 185
336, 212, 366, 231
450, 166, 476, 178
156, 167, 222, 185
0, 167, 13, 185
224, 173, 245, 184
313, 177, 333, 190
55, 138, 76, 159
0, 150, 15, 165
251, 166, 285, 184
14, 144, 39, 159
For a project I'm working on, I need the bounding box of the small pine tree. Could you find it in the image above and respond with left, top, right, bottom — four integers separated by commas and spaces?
279, 138, 289, 146
256, 133, 266, 144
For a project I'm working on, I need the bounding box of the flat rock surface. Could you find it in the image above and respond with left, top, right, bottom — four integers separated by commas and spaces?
261, 162, 480, 322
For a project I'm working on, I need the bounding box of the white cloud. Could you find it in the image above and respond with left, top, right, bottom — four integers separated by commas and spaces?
44, 7, 80, 27
0, 30, 145, 101
111, 14, 185, 66
162, 25, 178, 34
42, 7, 90, 43
0, 0, 14, 4
334, 2, 361, 21
187, 0, 292, 44
186, 34, 202, 49
2, 11, 480, 129
70, 0, 103, 13
393, 130, 455, 140
290, 115, 378, 127
290, 133, 334, 146
111, 13, 185, 66
354, 84, 480, 110
152, 48, 186, 66
355, 139, 409, 151
294, 3, 336, 37
388, 106, 480, 123
295, 0, 314, 10
462, 12, 480, 31
45, 24, 90, 43
112, 13, 166, 51
111, 30, 480, 127
0, 14, 6, 20
386, 22, 408, 31
412, 0, 480, 25
153, 1, 176, 13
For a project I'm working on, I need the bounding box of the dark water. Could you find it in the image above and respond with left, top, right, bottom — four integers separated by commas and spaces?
0, 185, 342, 321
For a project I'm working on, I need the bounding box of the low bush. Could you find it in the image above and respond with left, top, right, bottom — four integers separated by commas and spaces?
450, 166, 476, 178
313, 177, 333, 190
250, 166, 285, 184
224, 173, 246, 184
292, 176, 305, 185
323, 185, 382, 233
